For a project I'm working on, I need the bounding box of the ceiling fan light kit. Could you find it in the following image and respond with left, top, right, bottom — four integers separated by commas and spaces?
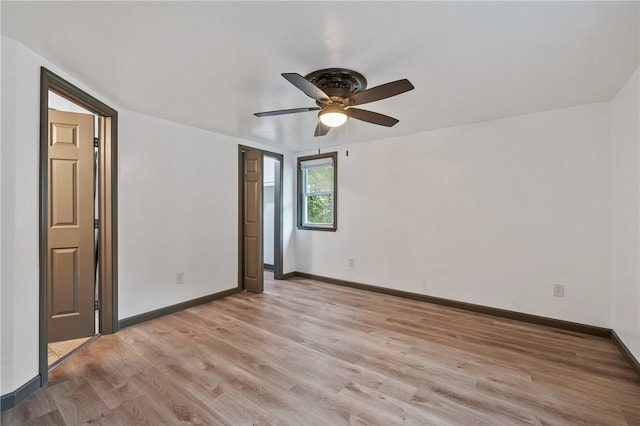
254, 68, 414, 137
318, 105, 348, 127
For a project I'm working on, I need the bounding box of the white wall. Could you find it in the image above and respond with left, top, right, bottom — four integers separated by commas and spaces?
297, 103, 612, 327
611, 67, 640, 362
0, 36, 296, 395
118, 111, 241, 319
0, 36, 96, 395
1, 36, 107, 394
48, 91, 93, 115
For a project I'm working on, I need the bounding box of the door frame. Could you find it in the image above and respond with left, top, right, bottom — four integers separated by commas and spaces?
238, 145, 284, 289
39, 68, 118, 386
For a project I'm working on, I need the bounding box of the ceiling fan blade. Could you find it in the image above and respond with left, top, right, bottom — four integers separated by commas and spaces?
348, 79, 414, 106
314, 122, 331, 137
347, 108, 399, 127
282, 73, 330, 102
254, 107, 321, 117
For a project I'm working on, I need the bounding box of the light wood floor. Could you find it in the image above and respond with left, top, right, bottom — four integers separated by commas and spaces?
3, 272, 639, 425
48, 310, 99, 366
48, 337, 94, 367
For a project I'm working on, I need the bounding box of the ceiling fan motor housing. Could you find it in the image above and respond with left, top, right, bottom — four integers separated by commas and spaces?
305, 68, 367, 104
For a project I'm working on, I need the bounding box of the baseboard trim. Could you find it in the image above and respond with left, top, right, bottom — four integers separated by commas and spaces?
1, 375, 41, 412
294, 272, 611, 338
280, 272, 296, 280
119, 287, 239, 329
612, 330, 640, 379
263, 264, 274, 271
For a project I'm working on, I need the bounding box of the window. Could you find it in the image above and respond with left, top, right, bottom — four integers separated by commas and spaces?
297, 152, 337, 231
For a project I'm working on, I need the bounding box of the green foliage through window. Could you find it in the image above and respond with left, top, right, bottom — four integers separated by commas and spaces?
306, 167, 333, 193
298, 153, 337, 231
307, 195, 332, 224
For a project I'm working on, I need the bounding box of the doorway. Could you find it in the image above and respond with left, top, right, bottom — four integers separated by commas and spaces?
238, 146, 284, 292
263, 156, 276, 272
39, 68, 118, 386
46, 96, 97, 367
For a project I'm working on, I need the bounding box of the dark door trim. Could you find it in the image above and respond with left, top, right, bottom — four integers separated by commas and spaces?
238, 146, 284, 289
39, 68, 118, 387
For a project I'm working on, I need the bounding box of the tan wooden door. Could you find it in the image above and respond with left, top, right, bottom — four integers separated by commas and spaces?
47, 109, 95, 342
243, 149, 263, 293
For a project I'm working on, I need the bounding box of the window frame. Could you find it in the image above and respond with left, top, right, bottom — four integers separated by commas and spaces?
297, 152, 338, 231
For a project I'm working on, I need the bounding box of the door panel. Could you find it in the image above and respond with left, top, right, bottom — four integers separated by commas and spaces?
51, 160, 77, 226
48, 109, 95, 342
243, 149, 263, 293
51, 248, 78, 316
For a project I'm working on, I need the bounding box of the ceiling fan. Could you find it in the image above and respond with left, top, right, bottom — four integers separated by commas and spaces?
254, 68, 414, 137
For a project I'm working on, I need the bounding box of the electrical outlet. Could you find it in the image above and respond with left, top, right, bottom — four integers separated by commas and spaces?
348, 258, 355, 268
553, 284, 564, 297
176, 272, 184, 284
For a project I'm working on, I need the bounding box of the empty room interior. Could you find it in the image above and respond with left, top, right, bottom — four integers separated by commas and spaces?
1, 1, 639, 425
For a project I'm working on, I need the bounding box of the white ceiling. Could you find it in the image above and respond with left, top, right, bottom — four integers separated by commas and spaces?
2, 1, 638, 152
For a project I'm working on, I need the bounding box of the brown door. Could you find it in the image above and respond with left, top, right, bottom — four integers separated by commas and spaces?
243, 149, 263, 293
47, 109, 95, 342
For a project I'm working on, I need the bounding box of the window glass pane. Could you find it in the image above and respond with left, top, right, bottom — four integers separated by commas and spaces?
297, 152, 337, 231
306, 194, 333, 224
305, 166, 333, 193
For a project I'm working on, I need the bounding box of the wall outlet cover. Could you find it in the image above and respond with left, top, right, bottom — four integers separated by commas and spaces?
553, 284, 564, 297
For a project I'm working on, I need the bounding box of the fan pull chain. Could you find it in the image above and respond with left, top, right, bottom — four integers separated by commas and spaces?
341, 116, 349, 157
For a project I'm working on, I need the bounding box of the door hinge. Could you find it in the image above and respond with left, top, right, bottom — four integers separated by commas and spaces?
94, 300, 101, 311
94, 219, 99, 229
94, 137, 99, 148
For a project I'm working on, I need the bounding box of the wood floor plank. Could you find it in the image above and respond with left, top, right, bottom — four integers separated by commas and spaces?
2, 271, 639, 425
47, 379, 111, 425
81, 395, 167, 426
0, 386, 59, 425
23, 409, 66, 426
